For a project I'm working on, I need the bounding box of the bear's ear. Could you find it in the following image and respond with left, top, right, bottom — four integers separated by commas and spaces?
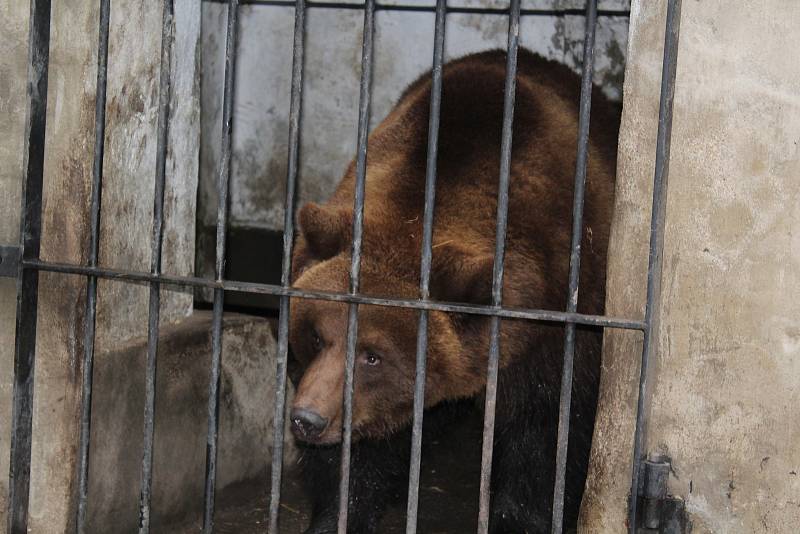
298, 202, 352, 260
429, 243, 494, 306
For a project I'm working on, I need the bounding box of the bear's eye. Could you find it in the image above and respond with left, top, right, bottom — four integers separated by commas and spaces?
363, 351, 381, 366
311, 330, 323, 353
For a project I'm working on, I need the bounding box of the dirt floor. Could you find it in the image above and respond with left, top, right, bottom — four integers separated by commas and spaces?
173, 407, 484, 533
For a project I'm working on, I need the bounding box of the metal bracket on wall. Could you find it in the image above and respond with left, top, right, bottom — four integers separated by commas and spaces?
0, 245, 21, 278
636, 455, 692, 534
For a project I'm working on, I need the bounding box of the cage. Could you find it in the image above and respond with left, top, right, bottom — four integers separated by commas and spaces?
1, 0, 690, 533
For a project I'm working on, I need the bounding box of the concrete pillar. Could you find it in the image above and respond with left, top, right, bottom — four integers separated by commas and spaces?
1, 1, 201, 530
581, 1, 800, 532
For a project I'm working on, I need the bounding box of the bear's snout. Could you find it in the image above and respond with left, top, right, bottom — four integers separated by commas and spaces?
290, 407, 329, 441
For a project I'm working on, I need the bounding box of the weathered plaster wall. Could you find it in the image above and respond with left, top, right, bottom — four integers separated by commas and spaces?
0, 1, 201, 531
198, 0, 630, 237
0, 2, 29, 527
2, 2, 298, 532
581, 1, 800, 532
94, 0, 201, 347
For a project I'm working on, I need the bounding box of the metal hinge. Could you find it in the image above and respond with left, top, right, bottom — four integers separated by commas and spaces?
636, 455, 692, 533
0, 245, 21, 278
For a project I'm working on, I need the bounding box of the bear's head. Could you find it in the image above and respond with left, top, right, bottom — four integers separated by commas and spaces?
287, 201, 494, 445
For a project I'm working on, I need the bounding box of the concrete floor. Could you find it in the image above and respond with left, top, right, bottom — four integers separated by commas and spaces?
172, 406, 483, 533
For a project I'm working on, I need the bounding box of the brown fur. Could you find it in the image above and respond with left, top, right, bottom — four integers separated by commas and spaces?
289, 49, 617, 444
288, 49, 620, 533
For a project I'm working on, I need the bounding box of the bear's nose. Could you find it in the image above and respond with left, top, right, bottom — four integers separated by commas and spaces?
290, 407, 328, 439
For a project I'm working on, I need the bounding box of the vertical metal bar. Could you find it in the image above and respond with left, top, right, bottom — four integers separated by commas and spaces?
628, 0, 682, 531
138, 1, 175, 531
476, 0, 520, 531
7, 1, 51, 532
404, 0, 446, 532
551, 1, 597, 532
267, 0, 305, 531
337, 0, 375, 531
75, 1, 111, 530
202, 1, 239, 531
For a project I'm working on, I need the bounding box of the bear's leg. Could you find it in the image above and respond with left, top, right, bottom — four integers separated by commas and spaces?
297, 433, 410, 534
487, 419, 556, 534
488, 402, 592, 533
296, 444, 338, 534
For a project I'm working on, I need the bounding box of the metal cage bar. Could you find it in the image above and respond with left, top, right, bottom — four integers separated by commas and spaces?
75, 0, 112, 531
550, 1, 597, 532
137, 1, 176, 531
22, 259, 646, 330
404, 0, 446, 532
268, 0, 306, 530
476, 0, 520, 531
205, 0, 629, 18
337, 0, 376, 530
628, 0, 682, 531
7, 1, 51, 532
201, 0, 240, 530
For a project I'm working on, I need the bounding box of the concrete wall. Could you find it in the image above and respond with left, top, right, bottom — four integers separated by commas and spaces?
93, 0, 202, 348
581, 1, 800, 532
197, 0, 631, 239
0, 1, 201, 530
28, 2, 201, 531
1, 3, 298, 531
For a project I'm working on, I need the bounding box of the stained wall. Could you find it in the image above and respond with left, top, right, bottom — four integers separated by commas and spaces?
582, 1, 800, 532
197, 0, 631, 237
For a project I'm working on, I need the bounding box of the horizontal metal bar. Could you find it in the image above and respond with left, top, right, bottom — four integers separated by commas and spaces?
22, 260, 646, 330
203, 0, 630, 17
0, 245, 21, 278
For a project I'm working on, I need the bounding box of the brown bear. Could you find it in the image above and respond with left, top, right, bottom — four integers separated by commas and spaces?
287, 49, 619, 533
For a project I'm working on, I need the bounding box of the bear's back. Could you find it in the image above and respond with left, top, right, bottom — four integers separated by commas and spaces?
321, 49, 619, 315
